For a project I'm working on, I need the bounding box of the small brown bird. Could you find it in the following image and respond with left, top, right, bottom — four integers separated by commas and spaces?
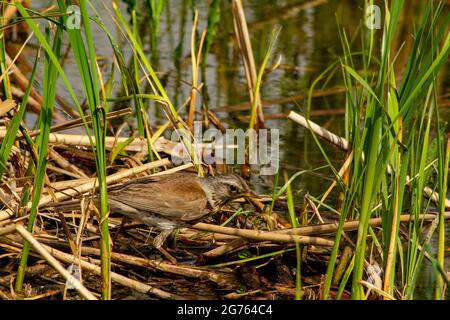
51, 172, 254, 248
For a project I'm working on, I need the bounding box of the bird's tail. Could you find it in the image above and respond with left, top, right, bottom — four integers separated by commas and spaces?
42, 198, 98, 211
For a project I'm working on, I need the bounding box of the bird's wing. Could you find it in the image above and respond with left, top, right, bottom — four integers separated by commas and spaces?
108, 172, 199, 191
108, 175, 209, 221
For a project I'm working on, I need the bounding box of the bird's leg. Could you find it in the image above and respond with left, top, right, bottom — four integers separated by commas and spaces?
153, 228, 174, 249
153, 228, 178, 264
112, 216, 131, 246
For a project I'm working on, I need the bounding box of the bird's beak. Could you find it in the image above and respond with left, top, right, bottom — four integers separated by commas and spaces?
239, 190, 264, 210
240, 190, 259, 199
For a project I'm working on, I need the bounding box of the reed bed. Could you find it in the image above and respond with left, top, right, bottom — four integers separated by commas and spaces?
0, 0, 449, 300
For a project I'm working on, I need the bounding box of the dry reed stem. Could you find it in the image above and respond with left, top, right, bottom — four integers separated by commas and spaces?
332, 245, 353, 286
14, 224, 97, 300
37, 242, 185, 299
360, 280, 396, 300
0, 131, 190, 158
2, 1, 19, 25
179, 229, 239, 241
78, 246, 237, 287
0, 225, 17, 237
1, 33, 33, 84
317, 151, 354, 211
270, 212, 450, 236
23, 289, 61, 300
192, 223, 334, 246
0, 131, 240, 161
288, 110, 349, 150
232, 0, 264, 127
44, 178, 94, 192
46, 164, 84, 180
202, 238, 248, 259
1, 235, 181, 299
25, 108, 132, 138
151, 163, 194, 176
0, 131, 151, 152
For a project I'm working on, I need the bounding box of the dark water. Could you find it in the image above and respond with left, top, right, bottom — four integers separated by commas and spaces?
25, 0, 450, 299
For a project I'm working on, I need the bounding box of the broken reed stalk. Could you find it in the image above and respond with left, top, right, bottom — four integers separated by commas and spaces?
187, 212, 450, 248
14, 224, 97, 300
288, 110, 349, 150
288, 110, 450, 209
2, 234, 183, 299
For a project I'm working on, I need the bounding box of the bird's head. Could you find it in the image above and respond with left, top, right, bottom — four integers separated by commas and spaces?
201, 173, 256, 207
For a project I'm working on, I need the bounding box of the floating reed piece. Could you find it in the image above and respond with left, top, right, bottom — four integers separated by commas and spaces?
288, 111, 349, 150
232, 0, 264, 128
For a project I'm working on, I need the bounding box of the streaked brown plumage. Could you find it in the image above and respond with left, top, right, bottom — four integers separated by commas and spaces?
50, 172, 254, 247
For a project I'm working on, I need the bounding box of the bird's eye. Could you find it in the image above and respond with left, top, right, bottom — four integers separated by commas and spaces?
229, 185, 238, 193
